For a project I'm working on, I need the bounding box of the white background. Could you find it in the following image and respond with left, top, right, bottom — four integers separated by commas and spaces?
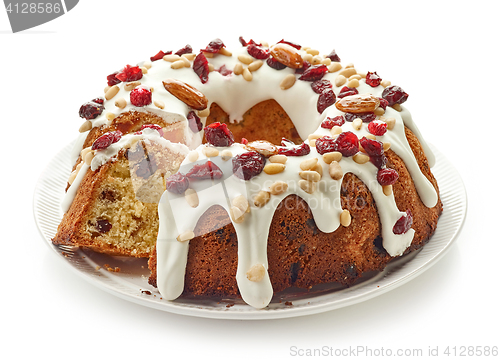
1, 1, 499, 359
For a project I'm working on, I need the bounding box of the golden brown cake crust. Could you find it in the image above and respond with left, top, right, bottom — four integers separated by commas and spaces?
148, 127, 442, 297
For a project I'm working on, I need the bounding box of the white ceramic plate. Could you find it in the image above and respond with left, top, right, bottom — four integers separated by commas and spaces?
34, 143, 466, 320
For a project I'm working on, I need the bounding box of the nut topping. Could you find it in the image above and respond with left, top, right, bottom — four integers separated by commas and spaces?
270, 43, 303, 69
162, 78, 208, 110
335, 94, 380, 114
245, 140, 279, 157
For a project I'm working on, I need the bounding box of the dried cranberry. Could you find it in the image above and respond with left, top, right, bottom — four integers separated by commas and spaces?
116, 65, 143, 82
317, 88, 336, 113
239, 37, 260, 47
277, 39, 301, 50
382, 85, 409, 106
193, 52, 209, 84
299, 64, 328, 81
166, 173, 190, 194
92, 97, 104, 105
204, 122, 235, 147
393, 210, 413, 234
311, 79, 332, 94
377, 168, 399, 186
368, 120, 388, 136
96, 219, 112, 233
365, 71, 382, 87
344, 112, 377, 123
232, 151, 265, 180
316, 132, 359, 157
187, 161, 223, 180
92, 130, 122, 150
150, 50, 171, 62
371, 155, 387, 169
79, 101, 104, 120
321, 115, 345, 129
175, 44, 193, 56
187, 111, 203, 133
107, 72, 121, 86
266, 57, 287, 70
278, 141, 310, 156
217, 64, 233, 76
295, 60, 310, 74
241, 137, 249, 145
141, 124, 164, 136
338, 86, 358, 98
359, 136, 384, 156
247, 44, 270, 59
203, 38, 225, 53
326, 49, 341, 62
378, 98, 389, 110
130, 86, 152, 107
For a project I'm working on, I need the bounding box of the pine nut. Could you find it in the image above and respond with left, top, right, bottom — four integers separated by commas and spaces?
187, 150, 199, 163
330, 126, 343, 136
383, 142, 391, 151
230, 206, 245, 223
314, 163, 323, 178
246, 264, 265, 282
163, 54, 181, 62
248, 60, 263, 72
143, 61, 152, 69
384, 117, 396, 130
238, 54, 253, 65
269, 154, 287, 164
106, 112, 115, 121
81, 147, 92, 159
380, 79, 391, 88
329, 161, 343, 180
234, 63, 244, 75
383, 185, 393, 196
299, 180, 316, 194
124, 81, 141, 91
140, 66, 148, 74
180, 56, 191, 67
197, 108, 210, 117
299, 170, 321, 182
338, 68, 357, 78
68, 170, 77, 185
232, 195, 250, 213
177, 230, 195, 242
374, 107, 385, 116
220, 149, 232, 161
242, 68, 253, 81
269, 181, 288, 195
300, 157, 318, 171
185, 188, 199, 208
84, 150, 94, 166
335, 75, 346, 87
263, 163, 285, 175
353, 153, 370, 164
115, 98, 127, 109
321, 57, 332, 66
347, 78, 360, 88
202, 146, 219, 157
154, 100, 165, 109
280, 74, 296, 90
253, 190, 271, 207
182, 53, 196, 61
392, 104, 402, 112
79, 120, 92, 133
340, 209, 351, 227
306, 48, 320, 55
219, 48, 232, 57
171, 60, 186, 69
105, 85, 119, 100
352, 118, 363, 131
323, 151, 342, 164
328, 62, 342, 73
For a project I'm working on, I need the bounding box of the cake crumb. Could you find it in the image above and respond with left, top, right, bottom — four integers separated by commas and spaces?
104, 264, 121, 272
141, 290, 152, 295
285, 301, 293, 306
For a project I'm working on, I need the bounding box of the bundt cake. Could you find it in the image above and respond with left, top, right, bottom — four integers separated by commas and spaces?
53, 37, 442, 309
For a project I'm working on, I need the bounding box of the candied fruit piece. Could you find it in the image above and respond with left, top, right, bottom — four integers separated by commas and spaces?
359, 136, 384, 156
187, 161, 223, 180
338, 86, 358, 98
344, 112, 377, 123
150, 50, 171, 62
92, 130, 122, 150
365, 71, 382, 87
377, 168, 399, 186
382, 85, 409, 106
204, 122, 235, 147
278, 141, 310, 157
368, 120, 388, 136
321, 115, 345, 129
193, 52, 209, 84
175, 44, 193, 56
311, 79, 333, 94
116, 65, 143, 82
107, 72, 121, 86
378, 98, 389, 110
266, 57, 287, 70
187, 111, 203, 133
232, 151, 265, 180
247, 44, 270, 59
217, 64, 233, 76
316, 132, 359, 157
299, 64, 328, 81
317, 88, 336, 114
130, 86, 152, 107
79, 101, 104, 120
96, 219, 112, 233
393, 210, 413, 234
326, 49, 341, 62
203, 38, 225, 53
166, 173, 190, 194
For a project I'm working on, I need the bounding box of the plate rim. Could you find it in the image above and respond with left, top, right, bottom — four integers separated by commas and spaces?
33, 142, 467, 320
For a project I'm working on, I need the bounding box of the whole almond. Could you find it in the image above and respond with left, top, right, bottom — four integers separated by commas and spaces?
162, 78, 208, 110
270, 43, 303, 69
335, 94, 380, 114
245, 140, 279, 157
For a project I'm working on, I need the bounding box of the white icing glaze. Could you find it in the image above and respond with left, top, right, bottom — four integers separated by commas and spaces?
73, 39, 439, 308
